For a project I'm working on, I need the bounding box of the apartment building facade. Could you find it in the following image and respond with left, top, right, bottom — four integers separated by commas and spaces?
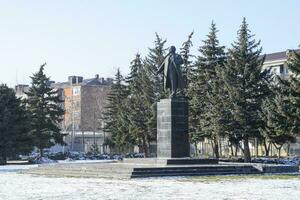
51, 75, 113, 153
15, 74, 113, 154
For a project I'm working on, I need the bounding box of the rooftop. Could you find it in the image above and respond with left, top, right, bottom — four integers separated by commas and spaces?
264, 48, 300, 62
51, 75, 113, 89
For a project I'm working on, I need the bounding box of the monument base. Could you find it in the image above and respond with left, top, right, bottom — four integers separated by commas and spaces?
157, 97, 189, 158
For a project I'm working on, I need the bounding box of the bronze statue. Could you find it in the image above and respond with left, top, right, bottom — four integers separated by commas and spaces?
157, 46, 184, 97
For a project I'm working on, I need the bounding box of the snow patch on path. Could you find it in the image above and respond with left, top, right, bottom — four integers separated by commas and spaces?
0, 173, 300, 200
0, 164, 38, 172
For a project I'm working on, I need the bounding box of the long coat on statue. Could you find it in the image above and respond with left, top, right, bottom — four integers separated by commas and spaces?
157, 53, 184, 91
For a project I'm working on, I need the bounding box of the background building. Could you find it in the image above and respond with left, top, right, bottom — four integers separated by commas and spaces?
15, 84, 29, 99
51, 75, 113, 153
263, 49, 300, 79
15, 75, 113, 154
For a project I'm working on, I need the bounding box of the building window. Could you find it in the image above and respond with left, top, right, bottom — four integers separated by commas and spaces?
279, 65, 284, 74
73, 112, 81, 119
75, 101, 80, 108
73, 87, 80, 96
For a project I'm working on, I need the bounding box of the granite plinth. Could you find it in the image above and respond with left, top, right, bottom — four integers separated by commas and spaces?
157, 97, 189, 158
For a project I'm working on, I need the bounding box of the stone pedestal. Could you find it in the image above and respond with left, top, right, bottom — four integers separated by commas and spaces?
157, 97, 190, 158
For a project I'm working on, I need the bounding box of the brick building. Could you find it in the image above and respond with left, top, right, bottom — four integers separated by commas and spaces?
15, 75, 113, 154
51, 75, 113, 153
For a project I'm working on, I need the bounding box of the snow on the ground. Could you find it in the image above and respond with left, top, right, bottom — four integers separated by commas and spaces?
57, 159, 117, 164
0, 164, 38, 172
0, 173, 300, 200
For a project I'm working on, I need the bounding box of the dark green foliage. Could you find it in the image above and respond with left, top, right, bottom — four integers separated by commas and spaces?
89, 144, 100, 155
260, 50, 300, 157
103, 69, 132, 151
261, 95, 296, 157
25, 63, 65, 157
281, 50, 300, 134
103, 34, 166, 156
221, 18, 271, 162
187, 22, 226, 158
145, 33, 167, 99
180, 31, 194, 90
126, 54, 156, 157
0, 84, 33, 164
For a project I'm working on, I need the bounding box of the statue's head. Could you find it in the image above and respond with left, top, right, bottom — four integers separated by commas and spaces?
169, 46, 176, 54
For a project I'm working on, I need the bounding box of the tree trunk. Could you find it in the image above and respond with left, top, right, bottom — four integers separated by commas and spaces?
194, 142, 198, 157
219, 138, 222, 157
243, 137, 251, 163
142, 137, 149, 157
213, 136, 220, 159
263, 139, 270, 156
287, 143, 290, 157
229, 142, 234, 156
82, 131, 85, 153
234, 144, 238, 157
210, 140, 214, 157
273, 143, 283, 158
255, 138, 259, 157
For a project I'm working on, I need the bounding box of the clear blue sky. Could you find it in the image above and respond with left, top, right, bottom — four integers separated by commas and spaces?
1, 0, 300, 87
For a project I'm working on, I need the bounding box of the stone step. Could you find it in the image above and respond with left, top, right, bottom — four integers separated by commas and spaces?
130, 165, 261, 178
131, 171, 261, 178
166, 158, 218, 165
132, 168, 258, 174
133, 165, 255, 171
132, 168, 259, 174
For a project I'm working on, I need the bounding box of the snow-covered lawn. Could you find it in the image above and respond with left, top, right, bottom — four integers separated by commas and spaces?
0, 172, 300, 200
0, 164, 38, 172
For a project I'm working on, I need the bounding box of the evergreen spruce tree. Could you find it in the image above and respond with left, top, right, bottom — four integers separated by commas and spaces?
103, 69, 131, 152
180, 31, 194, 91
280, 50, 300, 135
0, 84, 33, 164
145, 33, 167, 99
222, 18, 271, 162
133, 33, 166, 154
187, 22, 226, 158
126, 54, 156, 157
126, 53, 143, 89
261, 94, 295, 158
260, 49, 300, 157
26, 63, 65, 157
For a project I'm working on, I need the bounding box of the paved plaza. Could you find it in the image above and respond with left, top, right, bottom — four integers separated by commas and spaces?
1, 171, 300, 200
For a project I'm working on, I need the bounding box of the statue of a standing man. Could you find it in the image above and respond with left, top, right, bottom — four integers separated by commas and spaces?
157, 46, 184, 97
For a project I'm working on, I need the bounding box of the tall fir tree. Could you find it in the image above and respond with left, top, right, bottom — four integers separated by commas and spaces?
136, 33, 167, 153
126, 53, 143, 89
0, 84, 33, 164
126, 53, 156, 156
26, 63, 65, 157
187, 22, 226, 158
180, 31, 194, 91
260, 94, 296, 158
103, 69, 131, 152
261, 49, 300, 157
145, 33, 167, 99
221, 18, 271, 162
280, 50, 300, 135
